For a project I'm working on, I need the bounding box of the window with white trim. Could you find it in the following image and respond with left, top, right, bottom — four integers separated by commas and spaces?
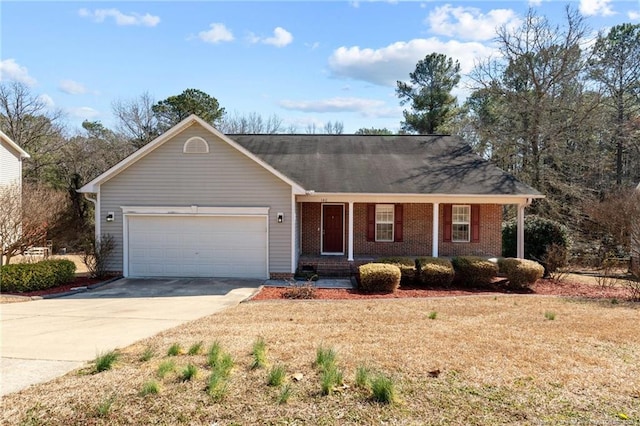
375, 204, 394, 242
452, 205, 470, 242
183, 137, 209, 154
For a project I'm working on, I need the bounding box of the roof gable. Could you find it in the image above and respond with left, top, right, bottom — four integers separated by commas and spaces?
78, 115, 304, 193
0, 130, 30, 159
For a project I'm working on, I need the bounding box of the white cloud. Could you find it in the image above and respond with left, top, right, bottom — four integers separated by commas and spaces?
198, 23, 234, 44
249, 27, 293, 47
579, 0, 615, 17
38, 94, 55, 108
629, 10, 640, 20
68, 106, 100, 119
78, 8, 160, 27
279, 97, 386, 113
59, 79, 87, 95
328, 38, 497, 87
426, 5, 521, 41
0, 58, 37, 86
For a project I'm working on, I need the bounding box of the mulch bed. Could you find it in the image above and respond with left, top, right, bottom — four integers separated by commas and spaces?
3, 276, 112, 298
252, 279, 634, 301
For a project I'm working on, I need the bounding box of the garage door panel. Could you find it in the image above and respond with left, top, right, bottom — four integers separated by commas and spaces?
127, 216, 267, 278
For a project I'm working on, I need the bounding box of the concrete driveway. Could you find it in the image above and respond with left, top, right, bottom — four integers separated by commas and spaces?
0, 277, 261, 396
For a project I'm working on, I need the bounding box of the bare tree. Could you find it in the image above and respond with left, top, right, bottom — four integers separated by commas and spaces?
0, 183, 67, 265
0, 81, 67, 182
219, 111, 284, 134
111, 91, 159, 149
323, 121, 344, 134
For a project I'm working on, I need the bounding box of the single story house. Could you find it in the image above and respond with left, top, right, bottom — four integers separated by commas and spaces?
79, 115, 543, 279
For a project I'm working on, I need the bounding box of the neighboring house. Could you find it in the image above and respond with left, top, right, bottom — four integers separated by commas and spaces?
0, 130, 30, 188
79, 115, 543, 279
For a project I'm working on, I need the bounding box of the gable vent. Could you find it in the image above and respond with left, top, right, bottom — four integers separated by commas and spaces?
183, 137, 209, 154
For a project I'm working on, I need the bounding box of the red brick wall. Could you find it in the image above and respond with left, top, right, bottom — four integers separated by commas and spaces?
438, 204, 502, 257
353, 203, 433, 256
300, 202, 502, 257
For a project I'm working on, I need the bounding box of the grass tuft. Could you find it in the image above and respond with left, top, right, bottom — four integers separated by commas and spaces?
277, 384, 292, 404
251, 337, 268, 370
187, 341, 203, 355
315, 346, 337, 370
139, 347, 155, 362
140, 380, 160, 396
355, 365, 372, 389
181, 363, 198, 382
94, 395, 115, 418
156, 360, 176, 379
94, 350, 119, 373
320, 366, 343, 396
371, 373, 397, 404
267, 364, 286, 387
167, 343, 182, 356
207, 341, 222, 367
544, 311, 556, 321
428, 311, 438, 320
207, 371, 229, 402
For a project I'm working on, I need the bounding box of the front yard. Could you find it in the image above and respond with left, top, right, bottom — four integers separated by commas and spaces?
2, 296, 638, 425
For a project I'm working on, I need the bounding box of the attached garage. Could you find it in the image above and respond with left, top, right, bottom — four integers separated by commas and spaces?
123, 208, 269, 279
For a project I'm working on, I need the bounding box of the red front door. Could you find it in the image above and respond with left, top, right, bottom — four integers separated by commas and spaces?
322, 205, 344, 253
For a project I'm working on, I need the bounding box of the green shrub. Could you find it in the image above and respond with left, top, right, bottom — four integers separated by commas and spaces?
180, 364, 198, 382
94, 350, 119, 373
167, 343, 182, 356
0, 259, 76, 293
451, 256, 498, 287
502, 215, 570, 272
498, 258, 544, 289
140, 380, 160, 396
267, 364, 286, 387
358, 263, 401, 293
371, 373, 397, 404
251, 337, 268, 370
375, 257, 416, 284
417, 257, 454, 287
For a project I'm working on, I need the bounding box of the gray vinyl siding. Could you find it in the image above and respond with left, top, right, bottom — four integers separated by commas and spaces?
99, 123, 293, 275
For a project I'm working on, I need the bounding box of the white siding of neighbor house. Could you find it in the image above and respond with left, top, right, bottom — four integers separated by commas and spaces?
0, 139, 22, 188
99, 123, 293, 275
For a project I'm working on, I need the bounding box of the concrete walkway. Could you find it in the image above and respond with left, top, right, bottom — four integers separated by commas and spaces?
0, 278, 260, 396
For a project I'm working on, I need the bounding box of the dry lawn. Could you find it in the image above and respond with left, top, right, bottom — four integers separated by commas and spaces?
2, 296, 639, 425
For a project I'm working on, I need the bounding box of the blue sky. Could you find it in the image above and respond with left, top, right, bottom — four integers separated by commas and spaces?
2, 0, 639, 134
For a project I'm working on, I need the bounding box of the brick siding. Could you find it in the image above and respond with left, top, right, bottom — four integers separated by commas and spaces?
300, 202, 502, 258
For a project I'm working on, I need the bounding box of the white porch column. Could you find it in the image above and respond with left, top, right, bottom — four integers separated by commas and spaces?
348, 201, 354, 261
432, 202, 439, 257
517, 203, 525, 258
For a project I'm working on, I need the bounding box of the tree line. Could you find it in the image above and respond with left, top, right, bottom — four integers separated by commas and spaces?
1, 6, 638, 262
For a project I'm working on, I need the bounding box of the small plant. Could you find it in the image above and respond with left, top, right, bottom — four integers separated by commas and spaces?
282, 279, 317, 299
358, 263, 401, 293
428, 311, 438, 320
94, 350, 119, 373
277, 384, 292, 404
267, 364, 287, 387
217, 353, 234, 377
623, 276, 640, 301
498, 258, 544, 289
451, 256, 498, 287
320, 366, 344, 396
371, 373, 397, 404
355, 365, 372, 389
181, 363, 198, 381
167, 343, 182, 356
188, 341, 203, 355
94, 395, 115, 418
82, 234, 115, 279
157, 360, 176, 379
140, 380, 160, 396
315, 346, 337, 371
544, 311, 556, 321
207, 341, 222, 367
207, 371, 228, 401
139, 347, 155, 362
251, 337, 268, 369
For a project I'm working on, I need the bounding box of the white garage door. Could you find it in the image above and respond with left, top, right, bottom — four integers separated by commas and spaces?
127, 215, 268, 278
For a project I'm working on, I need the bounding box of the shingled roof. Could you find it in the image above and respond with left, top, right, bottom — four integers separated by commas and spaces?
231, 134, 541, 196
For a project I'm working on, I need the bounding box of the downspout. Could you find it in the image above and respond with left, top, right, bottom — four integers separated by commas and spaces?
83, 193, 100, 242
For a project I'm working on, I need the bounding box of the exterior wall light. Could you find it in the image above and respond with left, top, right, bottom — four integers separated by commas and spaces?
277, 212, 284, 223
106, 212, 115, 222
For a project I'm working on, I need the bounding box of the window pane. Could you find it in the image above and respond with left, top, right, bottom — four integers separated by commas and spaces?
452, 224, 469, 242
376, 205, 394, 223
376, 224, 393, 241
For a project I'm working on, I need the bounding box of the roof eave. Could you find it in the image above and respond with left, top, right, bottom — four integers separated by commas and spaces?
0, 130, 30, 159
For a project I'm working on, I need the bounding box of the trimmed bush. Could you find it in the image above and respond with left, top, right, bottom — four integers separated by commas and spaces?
502, 215, 570, 272
416, 257, 454, 287
375, 257, 416, 284
0, 259, 76, 293
358, 263, 401, 293
451, 256, 498, 287
498, 258, 544, 289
